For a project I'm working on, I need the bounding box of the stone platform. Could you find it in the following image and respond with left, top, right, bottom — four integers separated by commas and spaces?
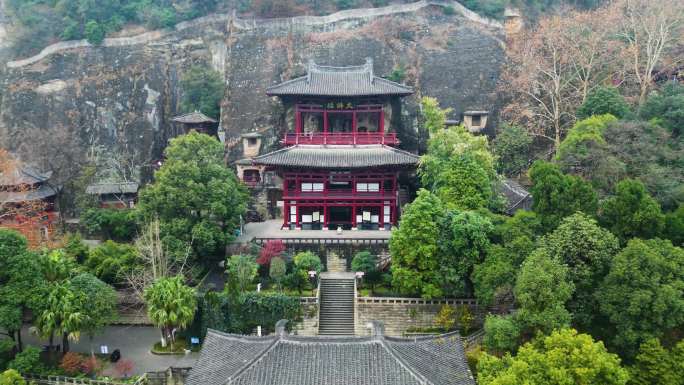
236, 220, 392, 244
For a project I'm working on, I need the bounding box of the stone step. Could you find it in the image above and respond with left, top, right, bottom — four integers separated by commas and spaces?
318, 276, 356, 336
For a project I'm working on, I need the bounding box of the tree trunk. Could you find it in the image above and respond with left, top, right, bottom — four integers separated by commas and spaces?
160, 328, 167, 348
62, 332, 70, 353
49, 331, 54, 351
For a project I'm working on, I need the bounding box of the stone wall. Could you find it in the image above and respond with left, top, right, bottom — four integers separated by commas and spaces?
355, 297, 480, 336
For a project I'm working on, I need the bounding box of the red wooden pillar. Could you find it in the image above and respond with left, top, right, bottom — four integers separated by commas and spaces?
282, 177, 289, 228
295, 107, 302, 134
379, 203, 384, 229
379, 109, 385, 141
323, 205, 329, 230
351, 205, 357, 229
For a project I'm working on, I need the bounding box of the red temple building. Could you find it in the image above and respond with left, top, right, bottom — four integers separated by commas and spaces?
249, 59, 419, 230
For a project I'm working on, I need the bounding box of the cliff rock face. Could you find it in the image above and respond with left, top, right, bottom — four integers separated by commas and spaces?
0, 1, 505, 181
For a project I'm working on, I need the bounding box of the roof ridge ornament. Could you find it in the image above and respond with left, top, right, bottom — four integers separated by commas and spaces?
366, 57, 374, 84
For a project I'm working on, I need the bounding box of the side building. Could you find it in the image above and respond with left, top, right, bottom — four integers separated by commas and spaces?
238, 59, 419, 230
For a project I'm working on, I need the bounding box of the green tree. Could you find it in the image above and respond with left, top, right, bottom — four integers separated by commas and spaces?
85, 240, 140, 284
351, 251, 381, 292
138, 132, 248, 262
69, 273, 118, 355
0, 230, 42, 352
293, 251, 322, 273
600, 179, 665, 242
577, 87, 631, 119
472, 245, 517, 307
514, 249, 574, 337
441, 210, 493, 297
63, 233, 90, 264
539, 213, 620, 330
478, 329, 629, 385
180, 65, 225, 119
226, 255, 258, 293
0, 369, 25, 385
390, 189, 446, 298
529, 160, 598, 229
84, 20, 105, 45
555, 115, 624, 192
629, 338, 684, 385
598, 238, 684, 358
268, 257, 286, 291
663, 205, 684, 246
482, 315, 520, 354
640, 83, 684, 136
7, 347, 43, 376
143, 276, 197, 347
34, 282, 85, 353
419, 97, 497, 210
492, 123, 532, 177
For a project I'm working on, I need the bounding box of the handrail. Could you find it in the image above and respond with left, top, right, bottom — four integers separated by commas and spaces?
357, 297, 478, 305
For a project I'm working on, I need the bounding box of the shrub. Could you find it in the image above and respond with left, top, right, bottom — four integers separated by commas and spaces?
84, 21, 105, 45
386, 65, 407, 83
577, 86, 631, 119
335, 0, 358, 10
0, 369, 25, 385
85, 240, 140, 284
59, 352, 82, 376
492, 124, 532, 177
82, 208, 138, 242
293, 251, 322, 273
8, 347, 42, 375
226, 255, 259, 292
443, 5, 456, 15
232, 292, 302, 334
80, 356, 103, 377
180, 65, 225, 120
351, 251, 381, 290
482, 315, 520, 354
114, 358, 134, 378
269, 257, 287, 290
458, 306, 475, 335
434, 305, 456, 331
63, 233, 89, 264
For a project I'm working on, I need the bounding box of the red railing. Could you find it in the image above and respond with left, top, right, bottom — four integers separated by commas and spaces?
283, 190, 395, 200
283, 132, 398, 145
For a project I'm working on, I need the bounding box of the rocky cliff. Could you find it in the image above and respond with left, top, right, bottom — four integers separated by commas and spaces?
0, 0, 505, 181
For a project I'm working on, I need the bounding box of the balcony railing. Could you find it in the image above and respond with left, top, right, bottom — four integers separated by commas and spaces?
283, 132, 398, 146
283, 189, 395, 199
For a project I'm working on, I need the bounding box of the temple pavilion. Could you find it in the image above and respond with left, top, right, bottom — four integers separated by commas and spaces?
250, 59, 419, 230
185, 321, 474, 385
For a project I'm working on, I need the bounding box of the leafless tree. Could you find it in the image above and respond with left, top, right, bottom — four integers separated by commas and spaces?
125, 218, 194, 302
617, 0, 684, 107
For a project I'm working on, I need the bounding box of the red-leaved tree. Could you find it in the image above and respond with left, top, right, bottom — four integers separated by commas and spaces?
257, 240, 285, 266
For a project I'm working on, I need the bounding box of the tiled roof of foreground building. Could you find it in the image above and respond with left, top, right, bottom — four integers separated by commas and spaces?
186, 321, 475, 385
266, 59, 413, 97
253, 144, 420, 169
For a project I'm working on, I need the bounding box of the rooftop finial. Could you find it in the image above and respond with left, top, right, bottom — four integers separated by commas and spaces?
366, 320, 385, 337
365, 57, 374, 83
275, 319, 289, 337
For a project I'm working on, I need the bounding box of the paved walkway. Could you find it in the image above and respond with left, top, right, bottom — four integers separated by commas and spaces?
237, 220, 392, 242
20, 325, 198, 375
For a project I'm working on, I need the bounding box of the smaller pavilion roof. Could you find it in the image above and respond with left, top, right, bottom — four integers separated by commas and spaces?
266, 58, 413, 97
463, 110, 489, 115
172, 111, 218, 124
0, 166, 51, 187
253, 144, 419, 169
186, 321, 474, 385
0, 183, 58, 203
500, 178, 532, 214
241, 132, 263, 139
85, 182, 139, 195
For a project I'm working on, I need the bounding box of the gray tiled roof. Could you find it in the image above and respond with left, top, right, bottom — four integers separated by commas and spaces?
172, 111, 218, 124
0, 166, 51, 186
0, 183, 58, 203
85, 182, 139, 195
499, 178, 532, 213
253, 145, 419, 169
266, 59, 413, 97
186, 329, 474, 385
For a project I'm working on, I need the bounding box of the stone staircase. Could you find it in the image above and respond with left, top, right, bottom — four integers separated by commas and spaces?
318, 273, 356, 335
326, 250, 347, 273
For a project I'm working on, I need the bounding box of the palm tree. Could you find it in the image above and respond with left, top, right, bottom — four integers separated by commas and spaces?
144, 276, 197, 347
34, 282, 84, 353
